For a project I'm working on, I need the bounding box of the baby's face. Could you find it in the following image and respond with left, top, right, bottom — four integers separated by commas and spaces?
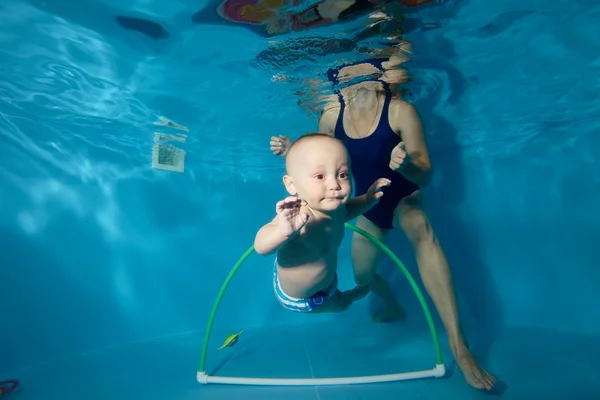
289, 139, 352, 212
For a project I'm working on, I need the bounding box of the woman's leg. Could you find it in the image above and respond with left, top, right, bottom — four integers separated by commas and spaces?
394, 190, 496, 390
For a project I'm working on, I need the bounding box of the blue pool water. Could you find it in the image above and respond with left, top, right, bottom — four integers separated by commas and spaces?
1, 0, 600, 398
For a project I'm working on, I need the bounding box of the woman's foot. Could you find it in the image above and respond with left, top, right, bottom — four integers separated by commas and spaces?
452, 342, 497, 390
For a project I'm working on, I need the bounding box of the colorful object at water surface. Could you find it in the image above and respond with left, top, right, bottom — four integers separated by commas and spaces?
218, 0, 436, 25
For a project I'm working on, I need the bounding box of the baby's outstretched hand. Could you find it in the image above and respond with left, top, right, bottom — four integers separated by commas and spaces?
270, 135, 293, 156
276, 196, 309, 237
366, 178, 391, 204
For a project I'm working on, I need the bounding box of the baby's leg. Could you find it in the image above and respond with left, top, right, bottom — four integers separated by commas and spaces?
310, 286, 369, 314
343, 285, 370, 306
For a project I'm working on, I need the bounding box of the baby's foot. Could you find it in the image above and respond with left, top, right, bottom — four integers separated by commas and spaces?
350, 285, 370, 302
372, 304, 405, 322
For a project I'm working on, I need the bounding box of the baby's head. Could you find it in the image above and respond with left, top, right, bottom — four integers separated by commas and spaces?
283, 133, 353, 212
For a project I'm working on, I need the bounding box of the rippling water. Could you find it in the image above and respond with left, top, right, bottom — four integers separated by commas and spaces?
0, 0, 415, 193
2, 0, 599, 242
2, 0, 598, 214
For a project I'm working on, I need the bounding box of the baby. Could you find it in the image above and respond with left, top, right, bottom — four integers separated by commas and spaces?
254, 133, 391, 313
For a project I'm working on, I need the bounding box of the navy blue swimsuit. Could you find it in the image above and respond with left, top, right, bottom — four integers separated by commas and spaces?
333, 90, 419, 230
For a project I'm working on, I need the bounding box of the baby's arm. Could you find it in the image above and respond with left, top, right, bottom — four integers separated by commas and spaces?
254, 197, 309, 255
254, 217, 294, 255
345, 178, 391, 221
345, 194, 376, 221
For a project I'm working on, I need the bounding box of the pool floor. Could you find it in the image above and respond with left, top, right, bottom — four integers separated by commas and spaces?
6, 323, 599, 399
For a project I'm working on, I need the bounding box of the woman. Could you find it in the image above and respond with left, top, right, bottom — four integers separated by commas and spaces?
269, 58, 497, 391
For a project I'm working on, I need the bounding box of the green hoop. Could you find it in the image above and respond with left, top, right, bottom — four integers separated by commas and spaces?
198, 222, 444, 374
